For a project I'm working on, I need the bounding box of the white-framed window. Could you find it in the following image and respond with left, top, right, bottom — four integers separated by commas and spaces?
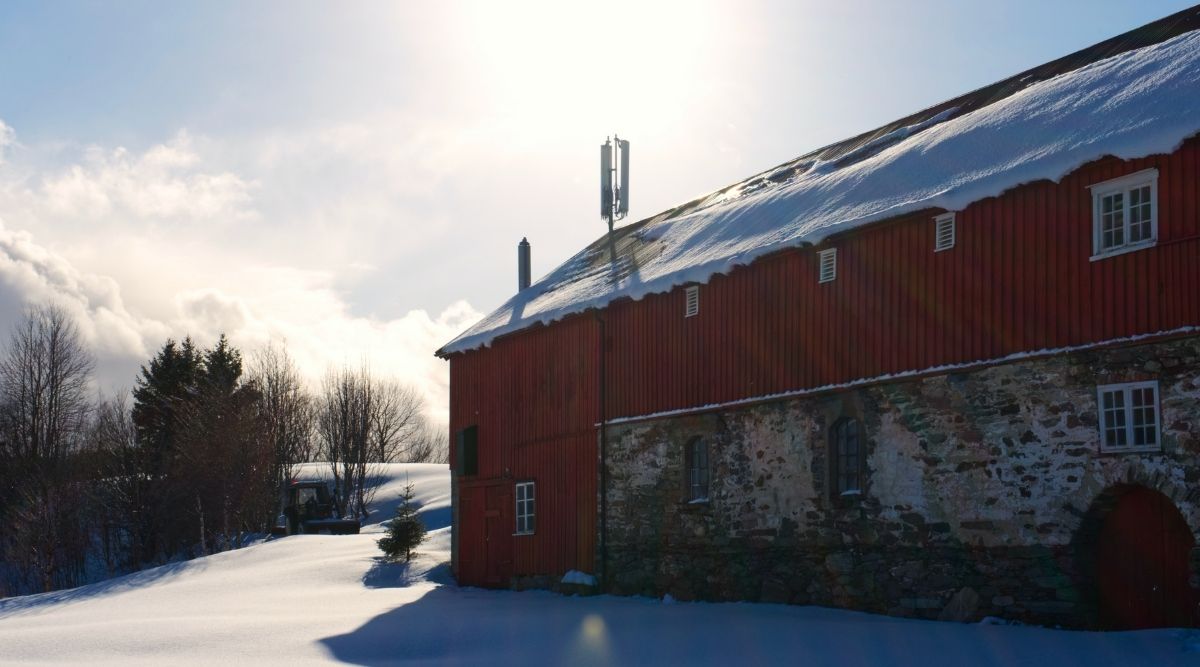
685, 437, 709, 503
515, 481, 535, 535
934, 212, 956, 252
685, 285, 699, 318
1096, 381, 1160, 453
818, 248, 837, 283
1089, 168, 1158, 260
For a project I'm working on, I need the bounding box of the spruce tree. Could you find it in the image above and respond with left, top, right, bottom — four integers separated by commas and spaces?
130, 337, 204, 563
377, 482, 426, 562
202, 334, 242, 396
132, 337, 203, 459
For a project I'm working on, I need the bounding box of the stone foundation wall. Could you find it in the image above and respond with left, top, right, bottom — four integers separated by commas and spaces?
602, 335, 1200, 627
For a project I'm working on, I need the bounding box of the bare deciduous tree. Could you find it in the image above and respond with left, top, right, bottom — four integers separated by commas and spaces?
90, 394, 142, 577
316, 366, 435, 520
404, 419, 448, 464
249, 343, 314, 494
0, 304, 95, 593
370, 380, 427, 463
317, 366, 372, 520
0, 304, 94, 464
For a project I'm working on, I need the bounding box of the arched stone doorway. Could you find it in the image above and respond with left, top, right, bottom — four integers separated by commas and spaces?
1086, 485, 1197, 629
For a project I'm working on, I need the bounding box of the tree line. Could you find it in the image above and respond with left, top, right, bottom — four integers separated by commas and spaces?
0, 304, 445, 597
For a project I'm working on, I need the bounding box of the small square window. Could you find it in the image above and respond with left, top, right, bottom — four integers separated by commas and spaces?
515, 481, 535, 535
818, 248, 837, 283
1097, 381, 1160, 453
685, 285, 699, 318
1090, 169, 1157, 260
934, 213, 956, 252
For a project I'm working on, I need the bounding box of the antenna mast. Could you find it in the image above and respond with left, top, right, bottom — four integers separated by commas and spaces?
600, 135, 630, 233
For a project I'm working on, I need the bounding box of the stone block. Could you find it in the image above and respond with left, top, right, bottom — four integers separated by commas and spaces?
1027, 600, 1075, 615
938, 587, 980, 622
825, 552, 855, 574
1054, 587, 1080, 602
901, 597, 943, 610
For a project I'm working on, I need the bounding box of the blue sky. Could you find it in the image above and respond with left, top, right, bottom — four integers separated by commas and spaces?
0, 0, 1192, 420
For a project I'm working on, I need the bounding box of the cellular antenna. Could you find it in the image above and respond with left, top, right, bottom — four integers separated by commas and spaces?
600, 135, 630, 233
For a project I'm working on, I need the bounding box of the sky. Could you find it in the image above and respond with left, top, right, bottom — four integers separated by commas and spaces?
0, 0, 1192, 424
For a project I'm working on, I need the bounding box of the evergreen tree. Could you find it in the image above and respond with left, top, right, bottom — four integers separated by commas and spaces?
377, 482, 426, 562
129, 337, 203, 563
128, 334, 272, 560
202, 334, 242, 397
132, 337, 203, 459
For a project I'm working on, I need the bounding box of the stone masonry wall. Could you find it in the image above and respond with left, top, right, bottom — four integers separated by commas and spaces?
602, 335, 1200, 627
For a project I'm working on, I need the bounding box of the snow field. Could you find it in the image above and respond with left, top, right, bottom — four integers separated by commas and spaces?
1, 463, 1197, 665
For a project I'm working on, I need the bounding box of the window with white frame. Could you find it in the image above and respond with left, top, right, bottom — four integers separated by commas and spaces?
685, 285, 700, 318
1097, 381, 1160, 453
515, 481, 535, 535
1089, 169, 1158, 259
818, 248, 837, 283
934, 213, 956, 252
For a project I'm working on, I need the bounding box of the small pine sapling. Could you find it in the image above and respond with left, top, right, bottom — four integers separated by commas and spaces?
377, 482, 426, 562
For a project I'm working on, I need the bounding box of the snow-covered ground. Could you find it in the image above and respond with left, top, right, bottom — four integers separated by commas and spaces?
1, 464, 1196, 665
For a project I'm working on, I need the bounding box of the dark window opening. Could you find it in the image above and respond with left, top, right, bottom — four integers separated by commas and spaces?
456, 425, 478, 476
830, 417, 862, 498
685, 437, 709, 502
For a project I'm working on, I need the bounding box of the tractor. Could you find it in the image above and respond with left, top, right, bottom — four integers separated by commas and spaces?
271, 479, 360, 536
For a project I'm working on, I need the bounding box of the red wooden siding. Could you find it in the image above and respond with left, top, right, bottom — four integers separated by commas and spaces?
450, 314, 599, 579
601, 138, 1200, 419
448, 137, 1200, 583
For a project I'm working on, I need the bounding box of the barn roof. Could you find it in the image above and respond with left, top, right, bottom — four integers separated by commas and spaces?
438, 6, 1200, 357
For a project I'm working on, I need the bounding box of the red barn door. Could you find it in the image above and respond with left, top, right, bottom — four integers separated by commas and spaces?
1096, 486, 1196, 628
483, 483, 513, 587
457, 485, 484, 586
457, 480, 514, 588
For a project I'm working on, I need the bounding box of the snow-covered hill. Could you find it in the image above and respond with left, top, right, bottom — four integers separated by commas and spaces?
0, 463, 1196, 665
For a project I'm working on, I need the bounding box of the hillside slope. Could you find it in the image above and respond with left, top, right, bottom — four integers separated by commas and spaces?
0, 463, 1196, 665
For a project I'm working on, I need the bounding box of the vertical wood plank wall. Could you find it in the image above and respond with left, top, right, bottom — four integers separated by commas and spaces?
448, 137, 1200, 580
601, 140, 1200, 418
450, 314, 600, 577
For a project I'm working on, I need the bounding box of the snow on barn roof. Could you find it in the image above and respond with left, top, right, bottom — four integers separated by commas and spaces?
438, 8, 1200, 357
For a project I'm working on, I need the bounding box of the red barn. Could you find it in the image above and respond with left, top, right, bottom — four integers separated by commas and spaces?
437, 7, 1200, 628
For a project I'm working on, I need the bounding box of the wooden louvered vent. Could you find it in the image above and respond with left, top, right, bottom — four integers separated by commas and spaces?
818, 248, 837, 283
935, 213, 956, 251
685, 285, 700, 317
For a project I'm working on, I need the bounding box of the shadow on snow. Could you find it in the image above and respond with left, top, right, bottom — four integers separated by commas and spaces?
318, 582, 1197, 667
361, 557, 454, 590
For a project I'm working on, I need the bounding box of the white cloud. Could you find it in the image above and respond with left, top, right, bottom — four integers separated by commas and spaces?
38, 131, 257, 222
0, 120, 13, 162
0, 217, 163, 362
0, 216, 478, 424
0, 121, 482, 425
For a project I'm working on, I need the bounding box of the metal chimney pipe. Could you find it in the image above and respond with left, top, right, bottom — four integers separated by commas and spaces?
518, 237, 531, 291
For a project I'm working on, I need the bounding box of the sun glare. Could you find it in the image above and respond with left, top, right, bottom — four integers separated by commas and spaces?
453, 0, 725, 138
